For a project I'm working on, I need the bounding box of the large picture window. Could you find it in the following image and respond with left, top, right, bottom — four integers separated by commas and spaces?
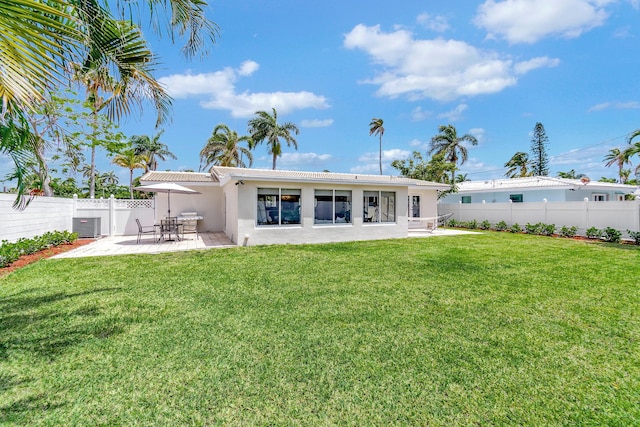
314, 190, 352, 224
257, 188, 301, 225
363, 191, 396, 223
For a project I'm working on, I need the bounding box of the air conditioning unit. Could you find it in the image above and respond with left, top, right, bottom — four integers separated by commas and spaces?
72, 217, 101, 238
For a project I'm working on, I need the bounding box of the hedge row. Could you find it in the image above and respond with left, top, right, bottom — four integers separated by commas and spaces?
446, 219, 640, 245
0, 230, 78, 268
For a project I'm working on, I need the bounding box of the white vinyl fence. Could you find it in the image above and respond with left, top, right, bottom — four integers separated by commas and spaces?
438, 199, 640, 237
1, 194, 155, 242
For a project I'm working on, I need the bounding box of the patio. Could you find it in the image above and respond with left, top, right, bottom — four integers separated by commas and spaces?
51, 228, 478, 259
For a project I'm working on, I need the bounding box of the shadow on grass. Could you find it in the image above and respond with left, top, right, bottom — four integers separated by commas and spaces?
0, 287, 122, 361
0, 393, 66, 424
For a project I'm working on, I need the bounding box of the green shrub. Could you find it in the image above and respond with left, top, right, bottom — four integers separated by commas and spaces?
541, 224, 556, 236
495, 220, 508, 231
628, 230, 640, 245
525, 223, 541, 234
586, 227, 602, 239
0, 231, 78, 269
510, 223, 522, 233
559, 226, 578, 238
479, 220, 491, 230
446, 219, 458, 228
603, 227, 621, 243
467, 219, 478, 229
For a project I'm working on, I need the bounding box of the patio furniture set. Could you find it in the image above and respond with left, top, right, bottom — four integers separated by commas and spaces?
136, 212, 202, 244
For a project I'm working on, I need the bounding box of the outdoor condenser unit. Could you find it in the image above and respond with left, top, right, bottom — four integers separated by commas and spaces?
72, 217, 101, 238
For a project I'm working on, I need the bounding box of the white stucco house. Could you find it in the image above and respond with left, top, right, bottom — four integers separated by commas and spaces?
439, 176, 638, 204
140, 166, 449, 246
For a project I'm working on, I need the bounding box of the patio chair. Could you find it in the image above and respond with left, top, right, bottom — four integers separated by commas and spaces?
136, 218, 157, 244
159, 217, 182, 242
180, 218, 198, 240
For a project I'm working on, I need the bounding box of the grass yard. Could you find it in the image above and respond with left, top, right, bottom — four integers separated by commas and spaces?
1, 232, 639, 425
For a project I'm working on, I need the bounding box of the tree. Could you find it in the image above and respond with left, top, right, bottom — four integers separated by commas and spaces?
132, 131, 176, 171
603, 148, 631, 183
391, 151, 456, 184
369, 118, 385, 175
112, 149, 148, 198
428, 124, 477, 184
557, 169, 585, 179
0, 0, 218, 205
248, 108, 299, 170
200, 124, 253, 170
504, 152, 532, 178
530, 122, 549, 176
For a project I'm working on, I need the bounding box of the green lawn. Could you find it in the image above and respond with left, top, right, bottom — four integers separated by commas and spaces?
1, 232, 639, 425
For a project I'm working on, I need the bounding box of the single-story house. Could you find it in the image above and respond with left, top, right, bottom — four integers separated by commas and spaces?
140, 166, 448, 246
439, 176, 639, 204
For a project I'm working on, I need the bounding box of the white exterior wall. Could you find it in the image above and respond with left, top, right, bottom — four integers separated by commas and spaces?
1, 194, 74, 242
441, 188, 629, 204
152, 186, 224, 233
233, 180, 413, 246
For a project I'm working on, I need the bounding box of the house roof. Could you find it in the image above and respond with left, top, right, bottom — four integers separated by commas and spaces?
209, 166, 450, 190
455, 176, 638, 194
140, 171, 218, 184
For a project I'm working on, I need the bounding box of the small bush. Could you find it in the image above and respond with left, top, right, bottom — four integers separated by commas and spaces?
586, 227, 602, 239
525, 223, 541, 234
447, 219, 458, 228
495, 220, 508, 231
541, 223, 556, 236
627, 230, 640, 245
479, 220, 491, 230
510, 223, 522, 233
559, 226, 578, 238
0, 231, 78, 268
467, 219, 478, 230
603, 227, 621, 243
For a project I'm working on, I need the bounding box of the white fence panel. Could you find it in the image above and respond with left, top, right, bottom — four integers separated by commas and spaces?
439, 199, 640, 237
1, 194, 155, 242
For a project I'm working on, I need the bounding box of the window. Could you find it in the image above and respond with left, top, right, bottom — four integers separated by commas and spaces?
314, 190, 352, 224
509, 194, 523, 203
461, 196, 471, 204
363, 191, 396, 223
257, 188, 301, 225
409, 195, 420, 218
593, 193, 608, 202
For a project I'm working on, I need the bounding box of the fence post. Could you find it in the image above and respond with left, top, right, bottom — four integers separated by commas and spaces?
543, 198, 547, 223
509, 199, 513, 225
482, 200, 486, 221
583, 197, 589, 233
73, 194, 78, 217
109, 195, 115, 236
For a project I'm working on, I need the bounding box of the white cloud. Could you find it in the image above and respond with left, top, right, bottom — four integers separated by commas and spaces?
469, 128, 487, 145
358, 148, 412, 164
344, 24, 557, 102
438, 104, 468, 122
417, 13, 450, 32
588, 101, 640, 112
300, 119, 334, 128
159, 62, 329, 118
474, 0, 612, 44
408, 138, 426, 148
514, 57, 560, 74
411, 106, 432, 121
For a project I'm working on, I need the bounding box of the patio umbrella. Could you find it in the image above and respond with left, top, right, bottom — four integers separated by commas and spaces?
134, 182, 200, 218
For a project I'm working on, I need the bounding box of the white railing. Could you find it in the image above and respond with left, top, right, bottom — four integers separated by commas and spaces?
438, 198, 640, 237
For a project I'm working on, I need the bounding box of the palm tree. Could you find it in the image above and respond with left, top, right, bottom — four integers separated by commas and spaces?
369, 118, 385, 175
557, 169, 586, 179
429, 124, 478, 184
200, 124, 253, 171
132, 131, 177, 171
112, 149, 148, 198
504, 152, 532, 178
248, 108, 299, 170
0, 0, 218, 204
603, 148, 630, 183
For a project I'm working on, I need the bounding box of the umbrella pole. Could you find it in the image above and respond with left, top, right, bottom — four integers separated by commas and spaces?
167, 190, 171, 218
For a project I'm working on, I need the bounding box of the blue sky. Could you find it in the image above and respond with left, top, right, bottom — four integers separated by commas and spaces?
4, 0, 640, 186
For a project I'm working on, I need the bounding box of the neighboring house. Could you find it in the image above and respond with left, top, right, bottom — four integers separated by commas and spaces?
440, 176, 638, 204
140, 167, 448, 246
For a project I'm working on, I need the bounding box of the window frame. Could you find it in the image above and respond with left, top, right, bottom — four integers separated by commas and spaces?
314, 189, 352, 225
509, 194, 523, 203
363, 190, 396, 224
257, 187, 301, 226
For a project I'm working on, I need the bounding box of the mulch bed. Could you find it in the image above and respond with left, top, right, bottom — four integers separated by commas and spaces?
0, 239, 94, 277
